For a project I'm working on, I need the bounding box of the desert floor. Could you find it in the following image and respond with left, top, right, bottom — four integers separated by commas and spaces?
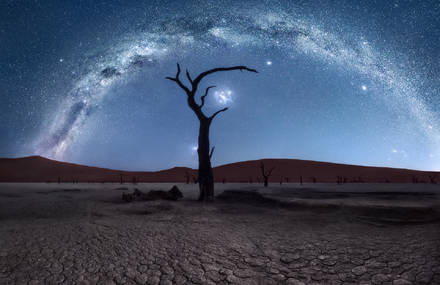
0, 183, 439, 285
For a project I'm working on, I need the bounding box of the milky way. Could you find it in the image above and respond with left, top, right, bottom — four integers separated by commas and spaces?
3, 1, 438, 170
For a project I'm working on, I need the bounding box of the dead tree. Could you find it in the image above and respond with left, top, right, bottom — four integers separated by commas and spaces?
166, 63, 257, 201
260, 161, 275, 187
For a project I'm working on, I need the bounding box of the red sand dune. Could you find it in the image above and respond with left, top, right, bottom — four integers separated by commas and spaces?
0, 156, 437, 183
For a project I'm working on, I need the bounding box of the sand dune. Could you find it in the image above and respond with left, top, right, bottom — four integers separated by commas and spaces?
0, 155, 437, 183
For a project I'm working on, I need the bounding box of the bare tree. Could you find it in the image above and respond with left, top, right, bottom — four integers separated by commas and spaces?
166, 63, 257, 201
260, 161, 275, 187
429, 174, 437, 184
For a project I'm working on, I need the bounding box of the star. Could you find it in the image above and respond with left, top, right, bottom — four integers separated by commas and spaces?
361, 85, 367, 91
266, 60, 272, 66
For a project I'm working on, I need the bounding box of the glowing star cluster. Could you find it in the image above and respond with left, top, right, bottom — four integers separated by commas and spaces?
214, 90, 233, 105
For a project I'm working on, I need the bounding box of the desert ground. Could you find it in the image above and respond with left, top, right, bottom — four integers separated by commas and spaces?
0, 182, 439, 285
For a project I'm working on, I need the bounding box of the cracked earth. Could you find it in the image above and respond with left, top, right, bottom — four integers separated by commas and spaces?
0, 183, 439, 284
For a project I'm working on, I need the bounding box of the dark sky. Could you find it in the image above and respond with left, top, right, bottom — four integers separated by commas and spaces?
0, 0, 439, 171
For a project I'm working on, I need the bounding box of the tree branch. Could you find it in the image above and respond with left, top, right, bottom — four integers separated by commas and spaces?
200, 85, 216, 108
267, 167, 276, 176
165, 63, 191, 95
209, 107, 228, 120
209, 146, 215, 159
186, 69, 193, 85
260, 161, 275, 177
193, 66, 258, 87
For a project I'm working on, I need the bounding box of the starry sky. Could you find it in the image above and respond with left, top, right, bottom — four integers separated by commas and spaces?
1, 0, 439, 171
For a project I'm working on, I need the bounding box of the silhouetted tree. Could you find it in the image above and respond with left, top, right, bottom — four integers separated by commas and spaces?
166, 63, 257, 201
300, 175, 303, 185
428, 175, 437, 184
260, 161, 275, 187
337, 176, 340, 184
222, 178, 226, 184
412, 176, 418, 184
120, 174, 123, 184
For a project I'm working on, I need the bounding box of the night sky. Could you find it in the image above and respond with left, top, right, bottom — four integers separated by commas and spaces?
1, 0, 439, 171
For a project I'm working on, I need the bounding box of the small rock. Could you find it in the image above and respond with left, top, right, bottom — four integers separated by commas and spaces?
168, 185, 183, 200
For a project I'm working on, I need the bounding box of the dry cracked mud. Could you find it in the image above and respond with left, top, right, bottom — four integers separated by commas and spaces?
0, 183, 439, 285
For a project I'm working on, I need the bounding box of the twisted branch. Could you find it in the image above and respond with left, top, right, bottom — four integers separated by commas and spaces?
200, 85, 216, 108
210, 107, 228, 120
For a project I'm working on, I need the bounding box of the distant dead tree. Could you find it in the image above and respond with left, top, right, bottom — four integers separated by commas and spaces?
337, 176, 342, 184
120, 174, 123, 184
222, 178, 226, 184
300, 175, 303, 185
312, 177, 317, 183
132, 176, 137, 185
166, 63, 257, 201
429, 174, 437, 184
260, 161, 275, 187
412, 176, 418, 184
285, 177, 289, 183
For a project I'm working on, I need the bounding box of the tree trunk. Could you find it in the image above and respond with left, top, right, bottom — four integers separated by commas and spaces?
197, 119, 214, 201
264, 177, 268, 187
